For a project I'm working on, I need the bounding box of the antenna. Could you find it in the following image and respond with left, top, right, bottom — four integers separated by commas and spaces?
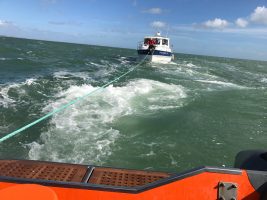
166, 24, 170, 37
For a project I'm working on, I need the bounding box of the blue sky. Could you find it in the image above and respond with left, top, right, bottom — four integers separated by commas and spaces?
0, 0, 267, 60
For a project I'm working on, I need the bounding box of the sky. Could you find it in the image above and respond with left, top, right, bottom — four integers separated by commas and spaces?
0, 0, 267, 61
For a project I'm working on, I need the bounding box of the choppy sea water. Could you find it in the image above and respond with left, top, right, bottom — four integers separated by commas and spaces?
0, 36, 266, 172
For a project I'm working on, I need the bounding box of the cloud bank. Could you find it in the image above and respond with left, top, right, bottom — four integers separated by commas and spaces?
196, 6, 267, 31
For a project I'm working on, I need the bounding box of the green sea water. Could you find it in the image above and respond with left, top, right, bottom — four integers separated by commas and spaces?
0, 36, 266, 172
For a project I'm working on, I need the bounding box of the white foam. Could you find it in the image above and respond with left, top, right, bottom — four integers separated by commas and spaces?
117, 56, 131, 65
25, 78, 37, 86
0, 78, 38, 108
139, 150, 156, 157
28, 79, 187, 164
261, 78, 267, 83
0, 86, 16, 108
53, 71, 90, 81
185, 62, 199, 68
196, 80, 245, 89
156, 61, 217, 81
169, 154, 178, 166
87, 62, 103, 68
53, 71, 72, 79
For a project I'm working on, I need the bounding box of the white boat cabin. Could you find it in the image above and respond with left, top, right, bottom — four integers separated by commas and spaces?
137, 32, 173, 63
142, 32, 170, 48
143, 37, 170, 47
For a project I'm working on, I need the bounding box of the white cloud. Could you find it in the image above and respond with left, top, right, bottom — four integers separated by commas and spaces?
143, 8, 162, 14
150, 21, 166, 29
202, 18, 229, 29
0, 20, 21, 37
235, 18, 248, 28
250, 6, 267, 25
194, 6, 267, 30
49, 21, 82, 26
0, 20, 13, 27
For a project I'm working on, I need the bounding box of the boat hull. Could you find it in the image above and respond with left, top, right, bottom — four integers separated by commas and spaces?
137, 49, 173, 63
0, 159, 263, 199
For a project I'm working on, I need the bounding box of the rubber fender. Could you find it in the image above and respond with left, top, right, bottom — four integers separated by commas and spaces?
235, 150, 267, 171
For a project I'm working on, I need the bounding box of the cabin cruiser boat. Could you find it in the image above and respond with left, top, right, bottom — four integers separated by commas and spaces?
137, 32, 174, 63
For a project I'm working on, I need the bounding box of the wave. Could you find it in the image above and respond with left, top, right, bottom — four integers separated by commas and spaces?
28, 79, 187, 164
53, 71, 91, 81
261, 77, 267, 83
154, 61, 218, 81
0, 78, 38, 108
195, 79, 246, 89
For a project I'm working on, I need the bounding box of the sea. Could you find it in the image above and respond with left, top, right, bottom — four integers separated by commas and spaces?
0, 36, 266, 173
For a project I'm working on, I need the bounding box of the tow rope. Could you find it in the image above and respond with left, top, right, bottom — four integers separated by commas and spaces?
0, 52, 152, 143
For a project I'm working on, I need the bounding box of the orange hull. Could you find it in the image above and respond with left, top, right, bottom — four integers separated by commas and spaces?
0, 160, 263, 199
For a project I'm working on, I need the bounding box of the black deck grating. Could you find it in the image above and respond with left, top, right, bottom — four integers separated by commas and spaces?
88, 167, 170, 187
0, 160, 170, 187
0, 160, 87, 182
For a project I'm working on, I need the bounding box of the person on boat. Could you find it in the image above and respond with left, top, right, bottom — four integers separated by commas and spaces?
148, 38, 156, 52
149, 39, 156, 45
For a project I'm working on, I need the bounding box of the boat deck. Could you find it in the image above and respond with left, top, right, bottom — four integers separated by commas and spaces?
0, 160, 170, 187
0, 159, 263, 199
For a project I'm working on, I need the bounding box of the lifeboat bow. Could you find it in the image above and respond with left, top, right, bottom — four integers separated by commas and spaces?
0, 150, 266, 199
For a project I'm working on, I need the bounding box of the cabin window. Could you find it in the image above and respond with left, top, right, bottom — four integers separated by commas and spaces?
162, 39, 168, 46
144, 38, 150, 44
144, 38, 160, 45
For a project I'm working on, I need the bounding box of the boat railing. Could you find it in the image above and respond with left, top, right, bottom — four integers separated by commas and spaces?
137, 41, 145, 49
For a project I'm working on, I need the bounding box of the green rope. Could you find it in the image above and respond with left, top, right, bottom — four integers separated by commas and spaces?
0, 53, 150, 143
